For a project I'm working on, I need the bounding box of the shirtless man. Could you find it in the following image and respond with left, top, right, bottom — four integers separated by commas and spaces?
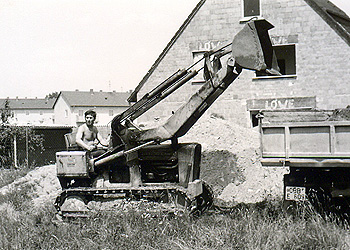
76, 110, 108, 157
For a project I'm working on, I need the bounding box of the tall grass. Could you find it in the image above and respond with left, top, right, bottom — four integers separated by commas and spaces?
0, 166, 32, 188
0, 187, 349, 250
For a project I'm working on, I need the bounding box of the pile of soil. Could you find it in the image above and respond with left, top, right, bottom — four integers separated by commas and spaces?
0, 115, 287, 210
328, 105, 350, 121
180, 115, 288, 204
0, 165, 61, 208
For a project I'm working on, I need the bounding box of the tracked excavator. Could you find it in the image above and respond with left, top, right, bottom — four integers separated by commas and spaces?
54, 19, 280, 218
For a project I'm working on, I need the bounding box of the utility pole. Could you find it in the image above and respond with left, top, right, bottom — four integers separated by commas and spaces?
13, 134, 18, 168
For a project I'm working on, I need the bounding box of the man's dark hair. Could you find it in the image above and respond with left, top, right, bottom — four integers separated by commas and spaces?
85, 110, 96, 118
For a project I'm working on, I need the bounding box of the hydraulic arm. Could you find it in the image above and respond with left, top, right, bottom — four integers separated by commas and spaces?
97, 19, 280, 167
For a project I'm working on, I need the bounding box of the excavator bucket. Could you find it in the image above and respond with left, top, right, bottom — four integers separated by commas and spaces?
232, 19, 280, 73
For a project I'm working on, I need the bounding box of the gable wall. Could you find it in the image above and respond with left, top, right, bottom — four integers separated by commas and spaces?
137, 0, 350, 127
54, 96, 72, 125
71, 106, 128, 126
12, 109, 54, 125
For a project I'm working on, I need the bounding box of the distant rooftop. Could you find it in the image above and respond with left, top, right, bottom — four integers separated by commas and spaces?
57, 89, 131, 107
0, 97, 56, 109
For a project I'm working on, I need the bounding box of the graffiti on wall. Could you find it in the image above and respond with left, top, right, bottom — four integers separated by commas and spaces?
189, 40, 226, 51
247, 97, 316, 110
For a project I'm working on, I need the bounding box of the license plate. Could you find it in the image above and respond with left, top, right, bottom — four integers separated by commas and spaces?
285, 186, 306, 201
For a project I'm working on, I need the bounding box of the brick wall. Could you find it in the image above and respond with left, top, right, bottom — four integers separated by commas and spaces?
137, 0, 350, 128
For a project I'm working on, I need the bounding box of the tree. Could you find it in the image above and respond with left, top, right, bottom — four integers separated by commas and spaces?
0, 101, 44, 168
45, 92, 59, 100
0, 98, 13, 124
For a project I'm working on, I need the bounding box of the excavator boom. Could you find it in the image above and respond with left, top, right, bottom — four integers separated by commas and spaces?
110, 19, 279, 146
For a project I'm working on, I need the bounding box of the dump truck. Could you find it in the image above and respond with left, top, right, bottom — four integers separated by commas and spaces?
260, 119, 350, 214
54, 19, 280, 218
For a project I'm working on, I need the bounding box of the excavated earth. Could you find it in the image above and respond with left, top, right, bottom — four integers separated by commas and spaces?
180, 115, 288, 205
0, 116, 288, 213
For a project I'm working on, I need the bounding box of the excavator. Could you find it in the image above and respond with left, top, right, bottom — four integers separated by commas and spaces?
54, 19, 280, 218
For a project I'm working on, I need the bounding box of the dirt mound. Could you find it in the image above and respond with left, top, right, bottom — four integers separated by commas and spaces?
0, 165, 61, 208
180, 115, 288, 204
328, 105, 350, 121
200, 150, 244, 195
0, 115, 287, 210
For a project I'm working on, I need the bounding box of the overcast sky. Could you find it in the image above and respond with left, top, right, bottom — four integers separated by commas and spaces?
0, 0, 349, 98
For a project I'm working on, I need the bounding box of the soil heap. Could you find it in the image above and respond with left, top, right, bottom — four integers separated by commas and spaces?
0, 115, 287, 210
180, 115, 288, 205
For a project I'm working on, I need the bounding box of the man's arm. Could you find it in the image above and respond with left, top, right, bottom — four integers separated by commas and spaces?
96, 130, 109, 147
76, 126, 96, 151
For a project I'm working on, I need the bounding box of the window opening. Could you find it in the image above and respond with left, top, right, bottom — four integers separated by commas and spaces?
191, 51, 207, 84
256, 44, 296, 77
250, 111, 259, 127
243, 0, 260, 17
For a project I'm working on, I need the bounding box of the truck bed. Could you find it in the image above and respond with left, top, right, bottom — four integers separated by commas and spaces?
261, 121, 350, 167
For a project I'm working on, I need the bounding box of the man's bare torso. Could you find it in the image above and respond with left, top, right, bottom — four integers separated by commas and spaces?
79, 124, 98, 146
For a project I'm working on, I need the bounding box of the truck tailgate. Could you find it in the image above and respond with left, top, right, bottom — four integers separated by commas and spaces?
261, 121, 350, 167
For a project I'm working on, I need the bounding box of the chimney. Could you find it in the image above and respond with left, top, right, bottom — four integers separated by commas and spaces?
16, 96, 18, 101
90, 89, 94, 95
75, 89, 79, 91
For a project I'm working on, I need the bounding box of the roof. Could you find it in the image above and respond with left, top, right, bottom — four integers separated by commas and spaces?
305, 0, 350, 45
129, 0, 350, 102
0, 98, 56, 110
128, 0, 206, 102
57, 90, 130, 107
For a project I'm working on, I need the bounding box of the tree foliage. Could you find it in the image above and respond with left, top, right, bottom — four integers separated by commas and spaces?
0, 101, 44, 168
45, 92, 59, 100
0, 99, 13, 124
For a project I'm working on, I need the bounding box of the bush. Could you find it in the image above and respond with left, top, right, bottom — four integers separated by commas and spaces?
0, 125, 44, 168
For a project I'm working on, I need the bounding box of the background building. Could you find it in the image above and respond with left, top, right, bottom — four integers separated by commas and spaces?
129, 0, 350, 127
53, 89, 130, 126
0, 97, 55, 125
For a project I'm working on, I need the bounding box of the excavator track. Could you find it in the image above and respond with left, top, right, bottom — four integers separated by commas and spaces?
55, 183, 214, 219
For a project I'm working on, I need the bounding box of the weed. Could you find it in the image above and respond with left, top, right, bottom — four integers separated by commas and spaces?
0, 197, 349, 249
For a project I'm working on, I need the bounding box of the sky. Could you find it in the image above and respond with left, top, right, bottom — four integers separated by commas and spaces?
0, 0, 349, 99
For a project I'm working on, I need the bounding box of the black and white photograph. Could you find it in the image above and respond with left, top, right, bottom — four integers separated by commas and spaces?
1, 0, 350, 249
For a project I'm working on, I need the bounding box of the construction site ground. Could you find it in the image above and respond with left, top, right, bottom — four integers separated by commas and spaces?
0, 115, 288, 212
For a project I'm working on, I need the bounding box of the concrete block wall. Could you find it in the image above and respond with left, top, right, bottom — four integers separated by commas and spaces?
137, 0, 350, 127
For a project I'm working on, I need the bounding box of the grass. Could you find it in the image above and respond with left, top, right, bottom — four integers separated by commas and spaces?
0, 188, 350, 250
0, 165, 349, 249
0, 165, 35, 189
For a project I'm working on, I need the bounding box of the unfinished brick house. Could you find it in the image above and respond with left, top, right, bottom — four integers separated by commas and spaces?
129, 0, 350, 127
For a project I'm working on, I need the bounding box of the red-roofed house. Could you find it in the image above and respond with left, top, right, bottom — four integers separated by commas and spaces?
53, 89, 131, 126
0, 97, 56, 125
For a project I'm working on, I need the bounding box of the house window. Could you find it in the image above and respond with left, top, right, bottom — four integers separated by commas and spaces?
191, 51, 207, 84
250, 111, 259, 127
256, 44, 296, 77
109, 110, 114, 116
79, 110, 83, 117
65, 110, 68, 118
243, 0, 260, 17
